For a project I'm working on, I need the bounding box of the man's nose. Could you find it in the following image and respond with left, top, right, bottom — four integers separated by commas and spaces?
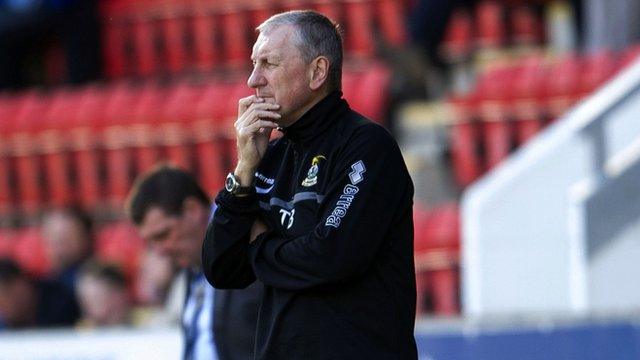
247, 68, 266, 88
154, 242, 172, 257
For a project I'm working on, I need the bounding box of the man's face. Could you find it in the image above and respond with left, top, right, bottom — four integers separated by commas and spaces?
247, 25, 314, 127
137, 207, 202, 269
42, 213, 90, 272
77, 276, 129, 326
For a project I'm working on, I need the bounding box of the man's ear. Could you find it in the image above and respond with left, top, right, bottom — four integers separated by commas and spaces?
309, 56, 329, 90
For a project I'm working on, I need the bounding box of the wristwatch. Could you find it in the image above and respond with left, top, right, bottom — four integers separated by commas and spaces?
225, 173, 254, 196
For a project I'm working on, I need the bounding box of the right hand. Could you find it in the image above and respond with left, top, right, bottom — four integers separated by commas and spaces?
234, 96, 280, 185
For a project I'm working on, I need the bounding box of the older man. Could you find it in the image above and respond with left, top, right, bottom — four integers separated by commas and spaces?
203, 10, 417, 359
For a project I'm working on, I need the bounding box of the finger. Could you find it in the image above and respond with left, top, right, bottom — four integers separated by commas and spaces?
236, 107, 281, 129
236, 100, 272, 127
238, 95, 263, 114
238, 120, 278, 136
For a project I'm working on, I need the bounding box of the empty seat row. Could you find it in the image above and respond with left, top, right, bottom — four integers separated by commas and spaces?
447, 47, 640, 188
441, 0, 547, 62
100, 0, 408, 78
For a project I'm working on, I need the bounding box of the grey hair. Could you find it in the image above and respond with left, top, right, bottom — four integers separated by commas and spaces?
257, 10, 344, 91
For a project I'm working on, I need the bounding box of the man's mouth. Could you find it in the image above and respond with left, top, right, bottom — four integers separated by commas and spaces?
258, 95, 276, 103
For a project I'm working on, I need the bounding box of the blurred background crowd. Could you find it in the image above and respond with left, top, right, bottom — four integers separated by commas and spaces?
1, 0, 640, 357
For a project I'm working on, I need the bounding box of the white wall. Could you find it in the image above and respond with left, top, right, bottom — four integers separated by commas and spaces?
462, 59, 640, 317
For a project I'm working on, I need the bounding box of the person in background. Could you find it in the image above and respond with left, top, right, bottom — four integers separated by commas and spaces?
132, 248, 183, 327
41, 207, 94, 292
0, 258, 79, 330
135, 248, 176, 306
126, 165, 261, 360
202, 10, 417, 359
75, 260, 131, 328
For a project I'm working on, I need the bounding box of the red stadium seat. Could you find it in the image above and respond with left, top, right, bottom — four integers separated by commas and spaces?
475, 0, 505, 50
619, 44, 640, 70
193, 83, 233, 194
191, 1, 220, 72
221, 5, 250, 69
41, 89, 77, 207
0, 94, 18, 215
13, 227, 51, 278
440, 9, 473, 62
131, 2, 158, 77
449, 97, 483, 188
414, 202, 460, 315
376, 0, 408, 46
510, 3, 542, 47
482, 119, 513, 170
350, 63, 391, 123
102, 84, 138, 208
130, 83, 165, 174
511, 55, 545, 145
343, 0, 375, 58
580, 50, 618, 96
71, 86, 108, 209
160, 2, 189, 75
475, 65, 514, 169
161, 83, 202, 171
100, 0, 129, 78
0, 228, 15, 259
12, 92, 49, 215
544, 54, 581, 120
96, 221, 146, 286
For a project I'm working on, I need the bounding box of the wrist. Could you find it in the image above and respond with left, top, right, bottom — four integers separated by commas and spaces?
234, 164, 256, 187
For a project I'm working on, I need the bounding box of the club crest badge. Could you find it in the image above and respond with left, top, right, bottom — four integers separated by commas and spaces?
302, 155, 326, 187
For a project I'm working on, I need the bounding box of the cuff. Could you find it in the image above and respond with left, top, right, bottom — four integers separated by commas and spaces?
215, 189, 259, 214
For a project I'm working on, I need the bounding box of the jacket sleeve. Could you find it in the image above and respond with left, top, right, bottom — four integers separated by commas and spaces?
248, 126, 414, 291
202, 191, 259, 289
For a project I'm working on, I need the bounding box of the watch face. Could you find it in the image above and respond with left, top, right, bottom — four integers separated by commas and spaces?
225, 174, 236, 192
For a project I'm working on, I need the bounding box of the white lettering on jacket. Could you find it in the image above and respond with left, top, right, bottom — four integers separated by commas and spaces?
325, 184, 359, 228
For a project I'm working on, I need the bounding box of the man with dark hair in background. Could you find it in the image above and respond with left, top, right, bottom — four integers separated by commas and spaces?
202, 10, 417, 359
126, 165, 260, 360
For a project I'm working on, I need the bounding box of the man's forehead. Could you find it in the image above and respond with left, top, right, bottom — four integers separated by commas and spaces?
252, 25, 297, 57
139, 207, 174, 235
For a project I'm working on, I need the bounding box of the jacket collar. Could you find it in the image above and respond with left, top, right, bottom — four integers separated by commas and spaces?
280, 91, 348, 145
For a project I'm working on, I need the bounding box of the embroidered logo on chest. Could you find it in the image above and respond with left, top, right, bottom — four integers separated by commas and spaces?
301, 155, 326, 187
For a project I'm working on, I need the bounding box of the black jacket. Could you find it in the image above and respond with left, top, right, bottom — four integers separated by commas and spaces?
213, 284, 262, 360
203, 91, 417, 359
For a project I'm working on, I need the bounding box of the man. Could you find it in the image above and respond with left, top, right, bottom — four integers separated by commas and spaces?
126, 166, 261, 360
75, 260, 131, 328
202, 10, 417, 359
41, 207, 94, 292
